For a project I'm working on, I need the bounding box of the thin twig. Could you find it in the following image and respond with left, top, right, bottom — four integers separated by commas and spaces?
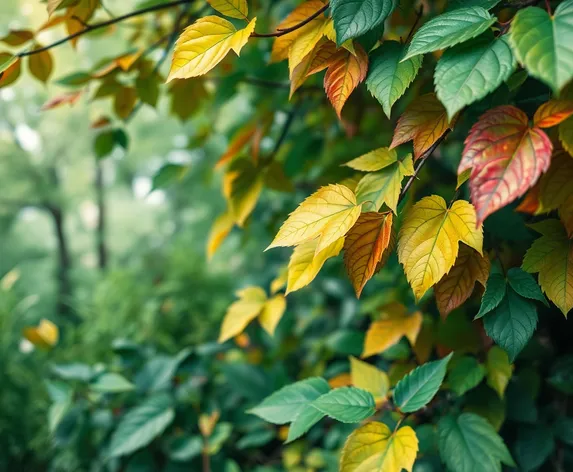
16, 0, 194, 57
545, 0, 552, 14
405, 6, 423, 44
251, 3, 329, 38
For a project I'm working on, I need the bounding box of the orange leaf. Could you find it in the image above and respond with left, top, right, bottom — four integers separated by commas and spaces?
516, 183, 542, 215
390, 93, 452, 160
41, 91, 82, 111
343, 212, 393, 298
533, 99, 573, 128
216, 123, 258, 168
459, 105, 552, 224
434, 244, 490, 318
0, 54, 21, 88
324, 45, 368, 119
289, 39, 337, 98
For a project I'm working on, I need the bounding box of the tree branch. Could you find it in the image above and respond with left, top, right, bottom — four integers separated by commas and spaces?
16, 0, 194, 57
251, 3, 329, 38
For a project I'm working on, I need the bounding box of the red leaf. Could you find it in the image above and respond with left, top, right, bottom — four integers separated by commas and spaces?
459, 105, 553, 224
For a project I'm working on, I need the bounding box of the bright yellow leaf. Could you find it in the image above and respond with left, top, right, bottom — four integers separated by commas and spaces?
23, 319, 59, 350
344, 147, 400, 172
167, 16, 256, 81
340, 422, 418, 472
363, 302, 423, 358
259, 294, 287, 336
288, 17, 328, 74
207, 0, 248, 19
398, 195, 483, 301
207, 211, 235, 259
286, 237, 344, 294
350, 356, 389, 399
267, 184, 361, 254
218, 286, 267, 342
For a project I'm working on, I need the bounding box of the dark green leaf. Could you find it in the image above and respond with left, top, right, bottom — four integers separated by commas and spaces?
514, 425, 555, 472
447, 356, 486, 396
475, 273, 506, 319
330, 0, 394, 45
507, 267, 548, 307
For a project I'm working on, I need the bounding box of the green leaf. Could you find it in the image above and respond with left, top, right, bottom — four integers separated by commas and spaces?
435, 33, 515, 120
0, 54, 17, 73
548, 355, 573, 394
357, 22, 384, 52
94, 131, 114, 159
447, 0, 500, 10
507, 267, 548, 307
554, 417, 573, 446
286, 405, 325, 443
366, 40, 423, 118
90, 373, 135, 393
108, 393, 175, 458
438, 413, 515, 472
311, 387, 376, 423
514, 425, 555, 472
404, 7, 496, 61
483, 287, 538, 362
236, 429, 274, 450
393, 353, 453, 413
447, 356, 486, 396
248, 377, 330, 424
169, 435, 203, 461
330, 0, 394, 45
475, 273, 506, 319
55, 71, 92, 87
152, 164, 189, 191
509, 2, 573, 94
486, 346, 512, 398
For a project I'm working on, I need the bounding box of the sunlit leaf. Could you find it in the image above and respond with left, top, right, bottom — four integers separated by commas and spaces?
259, 294, 287, 336
533, 99, 573, 128
311, 387, 375, 423
218, 287, 267, 343
207, 0, 248, 19
288, 17, 328, 74
23, 319, 59, 350
207, 211, 235, 260
486, 346, 512, 398
223, 159, 264, 227
349, 356, 389, 399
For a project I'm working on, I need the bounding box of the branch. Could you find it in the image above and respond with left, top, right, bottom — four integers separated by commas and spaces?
16, 0, 194, 57
251, 3, 329, 38
405, 6, 423, 43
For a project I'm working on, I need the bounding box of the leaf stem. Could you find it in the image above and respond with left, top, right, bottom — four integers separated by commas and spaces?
251, 3, 329, 38
405, 6, 423, 44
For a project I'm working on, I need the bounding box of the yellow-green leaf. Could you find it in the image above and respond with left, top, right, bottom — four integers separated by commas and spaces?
267, 184, 361, 254
286, 237, 344, 294
288, 17, 328, 74
398, 195, 483, 301
207, 211, 235, 260
207, 0, 248, 19
344, 147, 400, 172
218, 286, 267, 342
223, 159, 263, 227
350, 356, 389, 399
486, 346, 512, 398
167, 16, 256, 81
340, 422, 418, 472
23, 319, 59, 350
259, 294, 287, 336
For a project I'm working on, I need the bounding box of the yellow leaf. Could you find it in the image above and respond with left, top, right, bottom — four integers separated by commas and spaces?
270, 0, 327, 63
486, 346, 513, 398
355, 153, 414, 213
344, 147, 400, 172
340, 422, 418, 472
434, 244, 490, 318
267, 184, 361, 254
456, 168, 471, 190
324, 45, 369, 119
289, 39, 337, 98
363, 302, 423, 358
167, 16, 256, 81
223, 159, 263, 227
207, 211, 235, 259
207, 0, 248, 19
398, 195, 483, 301
23, 319, 59, 350
47, 0, 65, 16
286, 237, 344, 294
350, 356, 389, 399
218, 286, 267, 342
323, 19, 356, 55
344, 212, 393, 298
288, 17, 328, 74
259, 294, 287, 336
29, 48, 53, 83
270, 266, 288, 294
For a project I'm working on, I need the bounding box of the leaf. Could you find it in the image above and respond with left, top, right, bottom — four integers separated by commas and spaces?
533, 99, 573, 128
286, 237, 344, 294
393, 353, 453, 413
286, 405, 325, 443
270, 0, 328, 63
91, 373, 135, 393
151, 163, 187, 190
114, 86, 137, 119
311, 387, 375, 423
486, 346, 512, 398
108, 394, 175, 458
0, 54, 21, 88
167, 16, 256, 81
438, 413, 515, 472
267, 184, 362, 254
539, 151, 573, 211
435, 244, 490, 318
259, 294, 287, 336
403, 7, 496, 61
350, 356, 390, 399
459, 105, 553, 224
514, 425, 555, 472
340, 422, 418, 472
330, 0, 394, 45
289, 17, 328, 74
249, 377, 330, 424
23, 319, 59, 350
207, 0, 248, 19
355, 153, 414, 212
509, 2, 573, 94
324, 45, 369, 119
447, 356, 486, 396
47, 0, 76, 17
434, 33, 516, 120
223, 159, 263, 227
398, 195, 483, 301
1, 30, 34, 46
475, 272, 506, 319
523, 219, 573, 316
290, 39, 338, 97
366, 40, 423, 118
41, 91, 82, 111
343, 212, 393, 297
507, 267, 548, 307
216, 123, 258, 168
483, 286, 538, 361
390, 94, 452, 160
207, 211, 234, 260
363, 302, 423, 358
218, 286, 267, 343
344, 147, 400, 172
